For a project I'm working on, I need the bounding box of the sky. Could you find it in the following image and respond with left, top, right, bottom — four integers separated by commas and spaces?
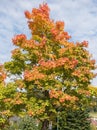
0, 0, 97, 86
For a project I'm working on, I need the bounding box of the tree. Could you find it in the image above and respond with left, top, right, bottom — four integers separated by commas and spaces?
0, 65, 14, 129
88, 86, 97, 112
0, 64, 7, 129
0, 65, 26, 129
4, 3, 96, 130
0, 82, 17, 129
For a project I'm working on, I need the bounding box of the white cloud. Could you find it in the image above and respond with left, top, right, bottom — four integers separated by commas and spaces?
0, 0, 97, 86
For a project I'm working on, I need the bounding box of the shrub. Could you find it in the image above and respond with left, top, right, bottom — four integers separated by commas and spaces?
56, 108, 91, 130
4, 116, 41, 130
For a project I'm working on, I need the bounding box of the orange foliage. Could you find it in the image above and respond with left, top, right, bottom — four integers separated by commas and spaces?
49, 89, 78, 103
12, 34, 26, 46
0, 64, 6, 83
24, 68, 46, 81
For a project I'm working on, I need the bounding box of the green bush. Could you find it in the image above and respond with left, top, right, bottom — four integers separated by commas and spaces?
18, 116, 41, 130
56, 108, 91, 130
4, 116, 41, 130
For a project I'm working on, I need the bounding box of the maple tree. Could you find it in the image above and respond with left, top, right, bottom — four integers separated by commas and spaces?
4, 3, 96, 130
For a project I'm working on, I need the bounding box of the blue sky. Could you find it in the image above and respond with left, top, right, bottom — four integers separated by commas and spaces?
0, 0, 97, 86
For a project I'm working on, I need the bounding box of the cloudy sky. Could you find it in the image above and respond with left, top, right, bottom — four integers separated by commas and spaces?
0, 0, 97, 86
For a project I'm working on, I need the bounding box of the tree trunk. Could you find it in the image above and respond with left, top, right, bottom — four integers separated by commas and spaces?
41, 119, 49, 130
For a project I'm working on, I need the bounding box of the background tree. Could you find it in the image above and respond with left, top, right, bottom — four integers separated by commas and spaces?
0, 65, 27, 129
4, 3, 96, 130
0, 64, 7, 129
88, 86, 97, 112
